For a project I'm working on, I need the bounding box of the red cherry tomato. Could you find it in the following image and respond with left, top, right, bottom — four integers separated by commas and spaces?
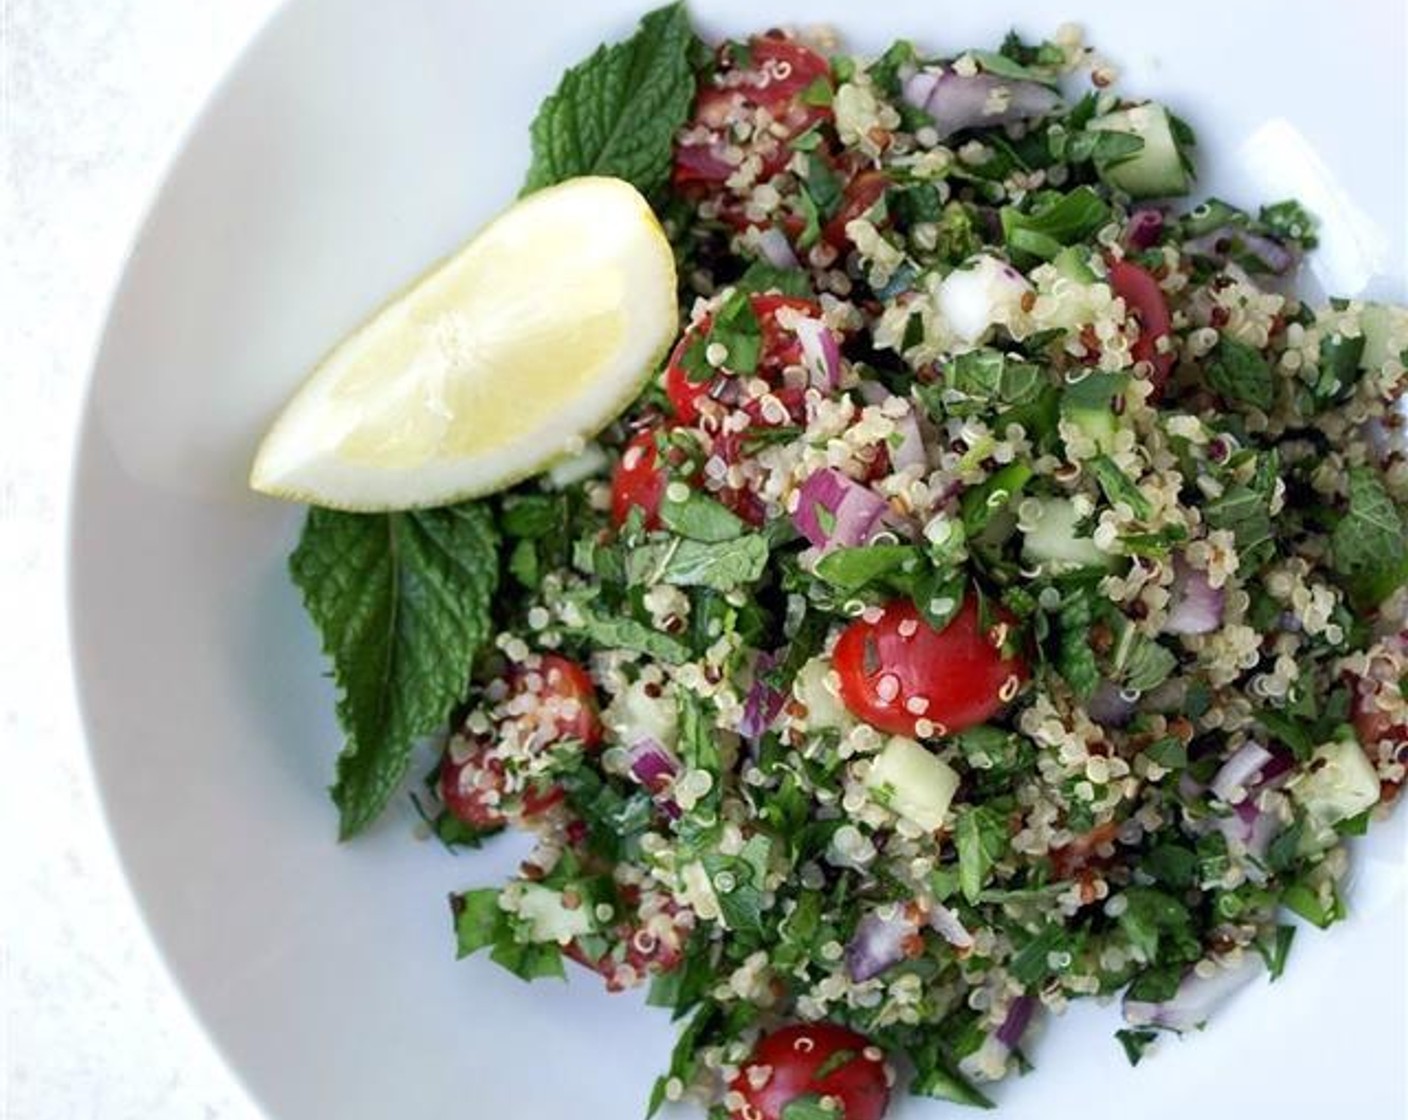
730, 1023, 890, 1120
611, 429, 671, 528
674, 36, 833, 188
822, 170, 890, 250
439, 740, 510, 828
510, 654, 603, 750
832, 597, 1028, 737
1106, 258, 1175, 389
440, 655, 601, 827
664, 293, 827, 425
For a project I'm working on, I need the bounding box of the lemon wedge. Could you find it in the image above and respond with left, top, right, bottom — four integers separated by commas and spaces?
250, 176, 678, 510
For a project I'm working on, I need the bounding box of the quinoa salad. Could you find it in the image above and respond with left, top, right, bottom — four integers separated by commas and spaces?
281, 6, 1408, 1119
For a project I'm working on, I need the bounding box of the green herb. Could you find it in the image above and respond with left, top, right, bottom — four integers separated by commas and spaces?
1054, 587, 1100, 699
1088, 455, 1153, 520
291, 503, 499, 839
738, 259, 815, 299
700, 835, 773, 934
1115, 1028, 1159, 1066
710, 289, 764, 374
910, 1046, 997, 1109
678, 692, 722, 815
630, 535, 769, 591
647, 1003, 721, 1118
660, 490, 747, 542
1009, 923, 1071, 987
1001, 186, 1112, 261
1144, 736, 1188, 770
523, 2, 699, 196
1206, 337, 1275, 411
1118, 887, 1200, 965
1143, 843, 1197, 889
568, 604, 692, 663
1258, 924, 1297, 981
1259, 199, 1319, 248
813, 544, 923, 592
1282, 879, 1344, 930
453, 888, 567, 981
945, 349, 1047, 413
956, 806, 1010, 904
780, 1096, 834, 1120
962, 462, 1034, 535
1331, 466, 1408, 608
869, 39, 917, 96
1121, 636, 1177, 693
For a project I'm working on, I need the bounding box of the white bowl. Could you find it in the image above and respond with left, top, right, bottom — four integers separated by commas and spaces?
70, 1, 1407, 1117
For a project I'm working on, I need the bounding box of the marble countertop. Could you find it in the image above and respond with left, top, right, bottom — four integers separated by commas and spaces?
4, 3, 277, 1116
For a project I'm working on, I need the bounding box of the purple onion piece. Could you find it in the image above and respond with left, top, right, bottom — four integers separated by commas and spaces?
1123, 955, 1264, 1033
626, 738, 683, 819
793, 317, 842, 392
757, 226, 799, 270
738, 652, 784, 741
996, 996, 1036, 1049
1086, 679, 1138, 728
901, 66, 1062, 140
845, 907, 920, 982
1184, 227, 1297, 276
928, 901, 974, 950
1210, 742, 1274, 804
1125, 208, 1165, 250
1163, 556, 1225, 635
792, 468, 890, 551
890, 407, 928, 473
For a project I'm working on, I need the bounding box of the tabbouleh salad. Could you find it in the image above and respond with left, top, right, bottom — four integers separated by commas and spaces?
281, 5, 1408, 1118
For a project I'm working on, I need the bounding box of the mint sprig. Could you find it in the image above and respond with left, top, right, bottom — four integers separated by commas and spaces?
291, 503, 499, 838
523, 2, 700, 196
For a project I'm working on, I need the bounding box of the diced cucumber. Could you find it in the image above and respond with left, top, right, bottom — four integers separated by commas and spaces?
1021, 496, 1110, 572
1291, 735, 1381, 830
793, 656, 853, 731
1060, 371, 1128, 455
1089, 104, 1192, 200
1359, 303, 1408, 371
1052, 245, 1097, 284
865, 736, 960, 831
515, 884, 594, 943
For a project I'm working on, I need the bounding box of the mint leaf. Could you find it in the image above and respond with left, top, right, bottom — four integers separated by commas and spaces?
523, 2, 699, 196
1206, 337, 1274, 411
291, 503, 499, 838
1332, 466, 1408, 608
1115, 1028, 1159, 1067
1001, 186, 1111, 261
956, 805, 1010, 904
634, 535, 770, 592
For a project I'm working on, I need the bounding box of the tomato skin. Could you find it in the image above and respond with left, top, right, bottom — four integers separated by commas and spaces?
822, 171, 890, 250
1107, 258, 1175, 389
439, 740, 509, 828
832, 597, 1028, 737
674, 36, 832, 189
664, 293, 825, 425
440, 655, 601, 826
730, 1023, 890, 1120
611, 430, 671, 528
512, 653, 603, 750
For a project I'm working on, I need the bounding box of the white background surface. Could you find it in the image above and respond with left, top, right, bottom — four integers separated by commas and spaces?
3, 3, 275, 1116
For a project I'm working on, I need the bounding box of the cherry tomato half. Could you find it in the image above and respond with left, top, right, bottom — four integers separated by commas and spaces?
1106, 258, 1175, 389
832, 597, 1028, 737
440, 655, 601, 827
674, 35, 833, 188
822, 170, 890, 250
664, 293, 827, 425
730, 1023, 890, 1120
611, 429, 671, 528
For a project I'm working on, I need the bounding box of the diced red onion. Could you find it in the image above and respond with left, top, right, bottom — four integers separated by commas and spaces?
890, 407, 928, 473
846, 906, 922, 982
1210, 741, 1274, 804
901, 66, 1062, 140
738, 652, 784, 741
793, 317, 842, 392
995, 995, 1036, 1049
792, 468, 890, 551
1086, 679, 1138, 728
927, 901, 975, 951
627, 738, 682, 819
1125, 208, 1165, 250
757, 226, 799, 270
1184, 227, 1297, 276
1163, 556, 1225, 635
1123, 955, 1264, 1033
